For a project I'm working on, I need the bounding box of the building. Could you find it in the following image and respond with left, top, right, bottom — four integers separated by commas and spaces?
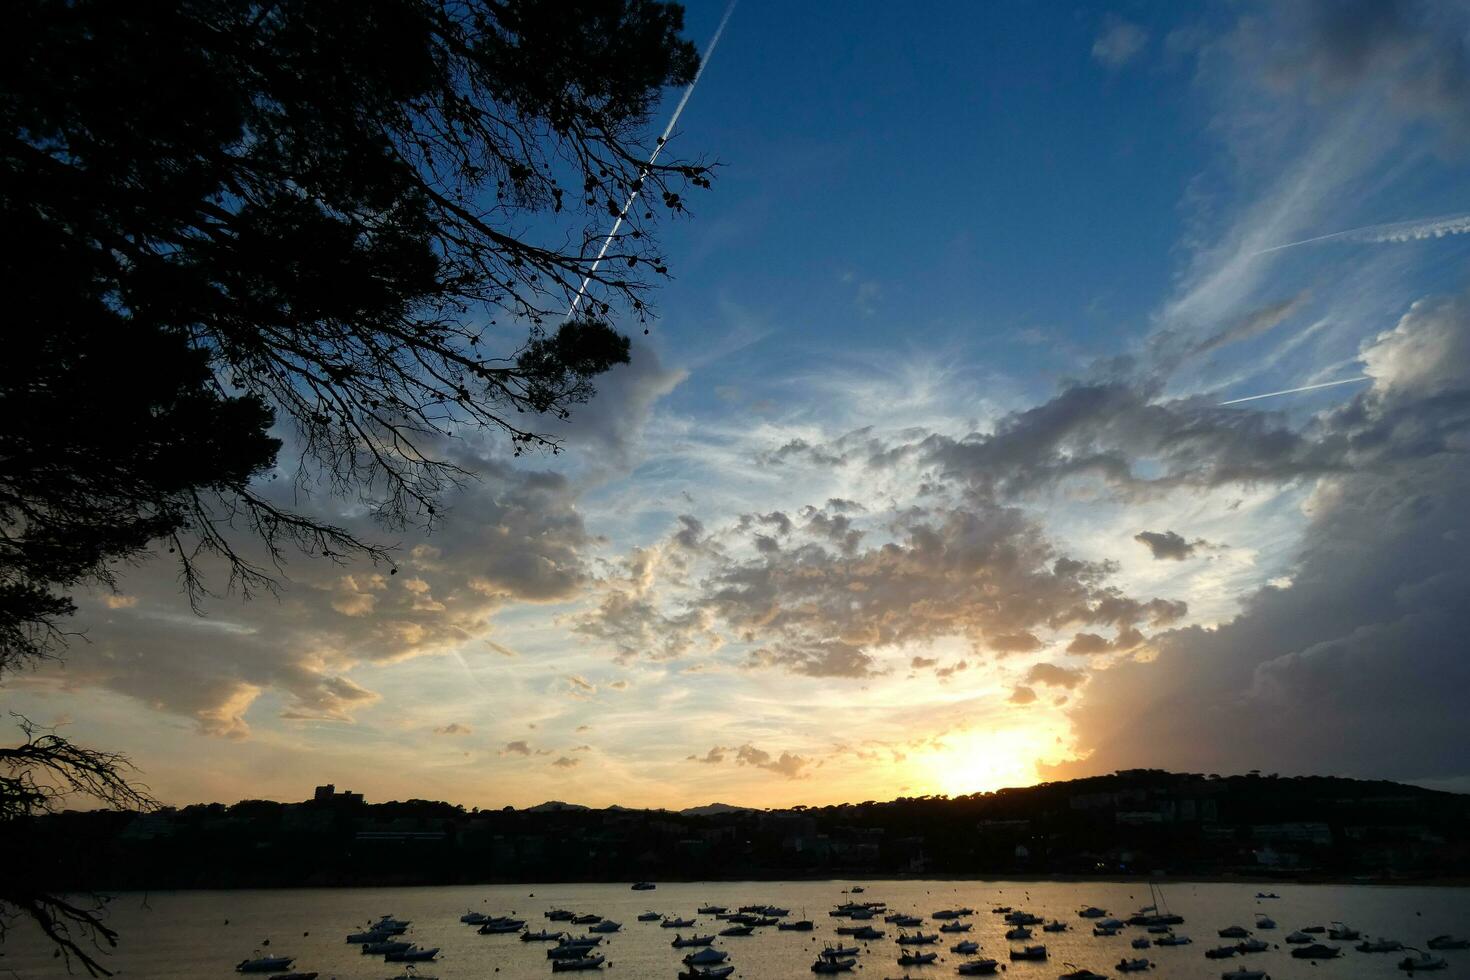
312, 783, 365, 805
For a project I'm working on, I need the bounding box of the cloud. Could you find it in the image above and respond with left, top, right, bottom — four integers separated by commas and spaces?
1134, 530, 1204, 560
1024, 663, 1087, 689
557, 340, 687, 468
502, 740, 532, 756
689, 743, 811, 779
989, 631, 1043, 654
688, 746, 727, 764
1093, 17, 1148, 68
1008, 686, 1038, 705
551, 756, 580, 769
41, 453, 592, 737
910, 656, 938, 669
434, 722, 473, 736
1051, 291, 1470, 784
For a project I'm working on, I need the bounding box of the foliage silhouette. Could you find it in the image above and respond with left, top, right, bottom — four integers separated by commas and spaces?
1, 0, 712, 971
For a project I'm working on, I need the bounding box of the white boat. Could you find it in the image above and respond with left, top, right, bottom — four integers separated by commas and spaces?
1399, 952, 1446, 969
235, 954, 293, 973
385, 946, 439, 962
956, 959, 998, 975
683, 948, 730, 966
680, 967, 735, 980
551, 954, 605, 972
951, 940, 979, 954
1428, 935, 1470, 950
1399, 952, 1449, 971
670, 934, 714, 948
1116, 958, 1150, 972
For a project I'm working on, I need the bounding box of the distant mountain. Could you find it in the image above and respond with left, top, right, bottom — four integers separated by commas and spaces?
681, 802, 755, 816
525, 800, 590, 813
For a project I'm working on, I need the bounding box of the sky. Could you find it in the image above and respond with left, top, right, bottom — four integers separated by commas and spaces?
11, 0, 1470, 810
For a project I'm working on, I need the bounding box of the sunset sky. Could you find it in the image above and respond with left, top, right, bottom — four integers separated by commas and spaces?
13, 0, 1470, 810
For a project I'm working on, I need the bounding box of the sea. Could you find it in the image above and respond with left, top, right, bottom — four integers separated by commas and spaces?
4, 880, 1468, 979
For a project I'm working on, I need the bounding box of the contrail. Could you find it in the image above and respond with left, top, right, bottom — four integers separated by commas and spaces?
567, 0, 738, 318
1219, 376, 1371, 406
1254, 212, 1470, 256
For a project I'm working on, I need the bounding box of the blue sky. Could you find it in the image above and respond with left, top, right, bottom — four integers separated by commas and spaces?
13, 0, 1470, 809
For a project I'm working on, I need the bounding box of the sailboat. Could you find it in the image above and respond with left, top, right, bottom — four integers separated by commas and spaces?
1126, 882, 1183, 926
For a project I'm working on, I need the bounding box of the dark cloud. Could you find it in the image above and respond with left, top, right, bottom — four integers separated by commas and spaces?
434, 722, 473, 736
910, 656, 938, 669
503, 740, 531, 756
1051, 291, 1470, 784
551, 756, 580, 769
1009, 686, 1038, 705
1024, 663, 1087, 689
1135, 530, 1202, 561
689, 743, 810, 779
989, 631, 1043, 654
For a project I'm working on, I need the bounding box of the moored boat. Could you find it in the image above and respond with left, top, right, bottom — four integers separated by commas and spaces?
956, 959, 998, 975
237, 955, 294, 973
1399, 952, 1449, 971
1009, 945, 1047, 961
551, 954, 605, 972
1290, 943, 1341, 959
896, 950, 937, 966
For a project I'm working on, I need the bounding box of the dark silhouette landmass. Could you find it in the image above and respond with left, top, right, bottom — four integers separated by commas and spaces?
21, 770, 1470, 890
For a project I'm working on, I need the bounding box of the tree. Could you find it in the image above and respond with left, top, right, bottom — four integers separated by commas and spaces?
1, 0, 712, 970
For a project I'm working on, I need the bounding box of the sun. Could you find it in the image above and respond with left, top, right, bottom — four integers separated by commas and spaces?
918, 727, 1064, 797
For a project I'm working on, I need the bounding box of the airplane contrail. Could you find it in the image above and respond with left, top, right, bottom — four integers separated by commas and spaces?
1254, 212, 1470, 256
567, 0, 738, 318
1219, 375, 1371, 406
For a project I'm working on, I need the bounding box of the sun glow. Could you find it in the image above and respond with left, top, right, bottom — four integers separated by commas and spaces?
918, 727, 1069, 797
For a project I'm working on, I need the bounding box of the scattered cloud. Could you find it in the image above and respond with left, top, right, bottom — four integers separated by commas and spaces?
434, 722, 473, 736
1093, 17, 1148, 69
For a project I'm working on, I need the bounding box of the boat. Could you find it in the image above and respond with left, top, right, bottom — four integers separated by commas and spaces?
1218, 926, 1250, 939
894, 915, 925, 927
237, 955, 294, 973
1098, 918, 1125, 930
663, 918, 697, 929
1043, 921, 1068, 933
1399, 952, 1449, 971
1009, 945, 1047, 961
551, 954, 605, 972
1428, 935, 1470, 950
940, 922, 972, 933
547, 910, 576, 921
780, 920, 817, 932
683, 948, 730, 966
561, 936, 602, 947
1059, 969, 1108, 980
1302, 925, 1326, 934
478, 921, 521, 934
524, 930, 565, 942
811, 953, 857, 974
384, 947, 439, 962
1077, 907, 1107, 918
1004, 926, 1031, 940
718, 924, 753, 937
1254, 916, 1276, 930
991, 907, 1012, 915
631, 881, 656, 890
1235, 939, 1269, 953
1358, 939, 1405, 952
363, 941, 413, 955
1093, 926, 1119, 937
896, 951, 937, 966
851, 926, 884, 940
1256, 892, 1280, 899
1284, 930, 1312, 944
1153, 933, 1192, 946
1004, 911, 1043, 925
824, 946, 860, 958
1206, 946, 1238, 959
588, 921, 621, 934
572, 914, 602, 925
268, 974, 317, 980
347, 930, 391, 943
1290, 943, 1341, 959
898, 932, 938, 945
680, 968, 735, 980
460, 911, 487, 924
933, 910, 963, 920
1221, 971, 1268, 980
851, 887, 865, 893
671, 934, 715, 948
1131, 938, 1151, 950
637, 911, 661, 922
951, 941, 979, 954
956, 960, 998, 975
698, 905, 728, 914
1328, 923, 1360, 941
374, 917, 412, 932
1128, 884, 1184, 927
1116, 959, 1150, 972
750, 916, 778, 927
